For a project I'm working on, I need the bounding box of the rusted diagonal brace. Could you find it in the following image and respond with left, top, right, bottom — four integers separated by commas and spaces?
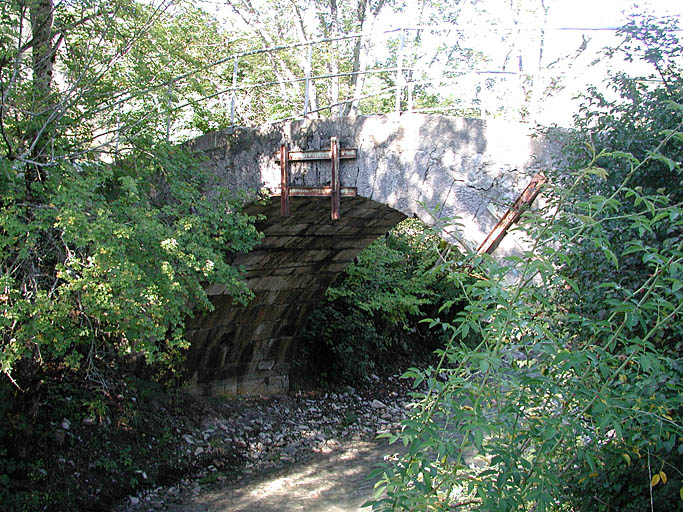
280, 144, 289, 216
476, 172, 548, 255
331, 137, 341, 220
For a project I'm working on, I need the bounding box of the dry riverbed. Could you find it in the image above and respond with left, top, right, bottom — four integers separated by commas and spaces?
116, 375, 418, 512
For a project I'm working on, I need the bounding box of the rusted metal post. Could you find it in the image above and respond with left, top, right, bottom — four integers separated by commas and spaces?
280, 144, 290, 216
331, 137, 340, 220
272, 139, 356, 218
476, 172, 547, 255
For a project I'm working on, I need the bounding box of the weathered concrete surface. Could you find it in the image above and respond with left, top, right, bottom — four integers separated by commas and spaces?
190, 114, 552, 249
183, 114, 554, 395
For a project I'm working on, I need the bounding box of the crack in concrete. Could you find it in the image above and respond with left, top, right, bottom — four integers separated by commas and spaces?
423, 147, 441, 184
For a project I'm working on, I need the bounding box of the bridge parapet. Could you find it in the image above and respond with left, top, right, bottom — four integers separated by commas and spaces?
190, 113, 553, 250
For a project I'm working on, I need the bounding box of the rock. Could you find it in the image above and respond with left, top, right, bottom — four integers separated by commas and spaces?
370, 399, 386, 409
258, 359, 275, 370
114, 370, 418, 511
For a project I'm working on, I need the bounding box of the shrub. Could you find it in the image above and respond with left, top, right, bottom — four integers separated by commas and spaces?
294, 218, 463, 385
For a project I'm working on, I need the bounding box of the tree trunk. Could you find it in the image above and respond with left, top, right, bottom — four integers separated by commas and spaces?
26, 0, 55, 191
328, 0, 340, 116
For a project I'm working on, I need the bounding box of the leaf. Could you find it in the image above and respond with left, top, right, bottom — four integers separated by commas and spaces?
659, 471, 667, 484
604, 150, 639, 163
586, 167, 608, 180
651, 473, 660, 487
680, 486, 683, 500
648, 151, 677, 172
602, 247, 618, 269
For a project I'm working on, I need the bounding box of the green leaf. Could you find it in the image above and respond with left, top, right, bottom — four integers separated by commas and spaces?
602, 247, 619, 269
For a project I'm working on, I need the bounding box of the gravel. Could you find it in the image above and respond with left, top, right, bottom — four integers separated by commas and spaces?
116, 374, 418, 511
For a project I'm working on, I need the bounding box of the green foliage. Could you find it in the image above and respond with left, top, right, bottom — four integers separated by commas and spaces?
0, 144, 260, 384
367, 15, 683, 512
295, 218, 462, 384
562, 446, 683, 512
0, 0, 264, 382
327, 219, 444, 329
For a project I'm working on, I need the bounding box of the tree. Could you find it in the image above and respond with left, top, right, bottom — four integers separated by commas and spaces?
218, 0, 399, 120
0, 0, 261, 388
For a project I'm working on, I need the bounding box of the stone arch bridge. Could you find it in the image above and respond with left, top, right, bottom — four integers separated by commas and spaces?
183, 114, 555, 395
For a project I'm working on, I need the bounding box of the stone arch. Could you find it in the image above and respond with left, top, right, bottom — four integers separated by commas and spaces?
183, 114, 554, 395
184, 196, 406, 395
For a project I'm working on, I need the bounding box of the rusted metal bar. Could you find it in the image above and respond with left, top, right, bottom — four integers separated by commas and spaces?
280, 144, 290, 216
331, 137, 340, 220
273, 186, 357, 197
274, 136, 357, 218
274, 148, 357, 161
477, 172, 547, 255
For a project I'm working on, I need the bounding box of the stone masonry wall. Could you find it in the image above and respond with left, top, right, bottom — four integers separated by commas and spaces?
183, 114, 554, 395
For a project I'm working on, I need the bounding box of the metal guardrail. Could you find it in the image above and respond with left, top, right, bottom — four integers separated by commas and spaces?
146, 26, 540, 139
96, 23, 660, 146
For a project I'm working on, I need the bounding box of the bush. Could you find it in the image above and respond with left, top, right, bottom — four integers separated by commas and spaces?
293, 218, 465, 386
0, 145, 261, 388
367, 15, 683, 512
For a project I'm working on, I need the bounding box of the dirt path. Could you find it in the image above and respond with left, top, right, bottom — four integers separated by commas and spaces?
164, 439, 404, 512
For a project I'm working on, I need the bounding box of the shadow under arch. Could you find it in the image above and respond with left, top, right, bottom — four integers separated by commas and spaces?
183, 195, 406, 396
183, 113, 555, 395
